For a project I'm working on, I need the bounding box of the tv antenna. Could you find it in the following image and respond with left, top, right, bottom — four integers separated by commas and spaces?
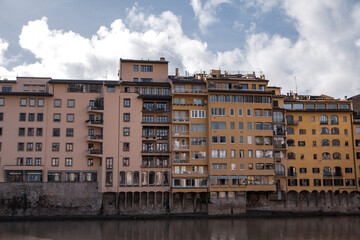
294, 76, 298, 94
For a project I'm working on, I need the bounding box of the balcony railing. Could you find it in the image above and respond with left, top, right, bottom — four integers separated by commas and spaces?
86, 135, 103, 141
287, 121, 298, 126
274, 144, 287, 149
173, 117, 189, 122
275, 170, 285, 176
174, 145, 189, 150
173, 131, 189, 136
173, 159, 190, 163
172, 171, 209, 175
323, 172, 332, 177
87, 105, 104, 111
142, 164, 170, 168
86, 120, 104, 125
142, 107, 167, 113
173, 89, 208, 94
333, 172, 343, 177
86, 149, 103, 155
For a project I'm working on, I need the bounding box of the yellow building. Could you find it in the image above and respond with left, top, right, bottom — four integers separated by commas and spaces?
284, 93, 356, 193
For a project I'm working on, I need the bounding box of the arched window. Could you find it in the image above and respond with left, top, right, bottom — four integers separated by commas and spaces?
287, 127, 294, 135
332, 139, 340, 146
286, 115, 295, 125
320, 115, 328, 125
330, 115, 338, 125
288, 152, 296, 159
333, 152, 341, 159
331, 127, 339, 134
334, 166, 342, 177
323, 166, 332, 176
163, 171, 170, 186
275, 164, 285, 175
133, 171, 139, 186
119, 171, 126, 186
321, 127, 329, 134
156, 171, 162, 186
321, 139, 330, 146
149, 171, 155, 185
287, 139, 295, 146
288, 166, 296, 176
322, 152, 331, 160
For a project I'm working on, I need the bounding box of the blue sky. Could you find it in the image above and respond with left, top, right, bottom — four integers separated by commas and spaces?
0, 0, 360, 97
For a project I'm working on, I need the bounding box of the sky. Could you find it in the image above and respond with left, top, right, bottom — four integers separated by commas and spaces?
0, 0, 360, 98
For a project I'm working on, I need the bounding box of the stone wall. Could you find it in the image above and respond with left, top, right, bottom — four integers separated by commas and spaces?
0, 182, 101, 217
0, 183, 359, 218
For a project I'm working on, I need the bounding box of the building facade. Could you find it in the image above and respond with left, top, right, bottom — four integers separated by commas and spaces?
0, 58, 359, 206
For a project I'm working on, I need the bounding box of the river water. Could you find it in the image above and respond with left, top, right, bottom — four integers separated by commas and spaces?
0, 216, 359, 240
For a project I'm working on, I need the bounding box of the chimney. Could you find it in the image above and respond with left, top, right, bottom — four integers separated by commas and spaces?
160, 57, 165, 61
175, 68, 179, 77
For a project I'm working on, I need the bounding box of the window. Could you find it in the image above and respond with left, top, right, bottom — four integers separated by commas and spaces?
106, 158, 113, 169
35, 158, 41, 166
0, 112, 3, 121
331, 127, 339, 134
320, 115, 328, 124
27, 143, 33, 151
123, 127, 130, 136
332, 139, 340, 146
53, 114, 61, 122
123, 113, 130, 122
230, 122, 235, 130
67, 114, 74, 122
247, 109, 251, 116
20, 98, 27, 106
191, 110, 205, 118
287, 127, 294, 135
27, 128, 34, 136
299, 129, 306, 134
141, 65, 153, 72
28, 113, 35, 121
54, 99, 61, 107
321, 127, 329, 134
18, 142, 24, 151
239, 122, 243, 130
65, 158, 72, 166
135, 87, 140, 93
17, 158, 23, 166
298, 141, 306, 146
88, 158, 93, 166
133, 65, 138, 71
321, 139, 330, 146
19, 128, 25, 136
52, 143, 60, 151
124, 99, 130, 107
0, 98, 4, 106
211, 108, 225, 116
29, 98, 36, 107
123, 142, 130, 151
247, 136, 252, 144
238, 108, 243, 116
66, 128, 74, 137
66, 143, 73, 152
239, 136, 244, 144
53, 128, 60, 137
124, 87, 130, 92
123, 157, 129, 166
107, 86, 115, 92
26, 158, 32, 166
230, 108, 235, 116
247, 122, 252, 130
37, 113, 43, 121
300, 168, 307, 173
313, 168, 320, 173
191, 124, 206, 132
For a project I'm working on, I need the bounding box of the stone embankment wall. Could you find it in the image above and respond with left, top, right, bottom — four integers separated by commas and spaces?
0, 183, 359, 218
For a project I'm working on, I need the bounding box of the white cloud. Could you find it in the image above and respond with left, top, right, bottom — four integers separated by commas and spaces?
190, 0, 231, 33
1, 1, 360, 98
240, 0, 281, 14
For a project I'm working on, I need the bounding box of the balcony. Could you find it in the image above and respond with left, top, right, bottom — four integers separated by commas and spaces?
86, 149, 103, 157
173, 89, 208, 94
86, 119, 104, 127
274, 144, 287, 149
174, 145, 190, 150
323, 172, 332, 177
334, 172, 343, 177
173, 117, 189, 122
173, 159, 190, 164
172, 171, 208, 175
275, 170, 285, 176
142, 107, 167, 113
86, 135, 103, 142
287, 121, 298, 126
173, 131, 189, 136
141, 164, 170, 168
141, 150, 170, 153
87, 105, 104, 112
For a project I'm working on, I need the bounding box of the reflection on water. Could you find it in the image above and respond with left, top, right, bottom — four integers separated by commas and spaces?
0, 216, 359, 240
